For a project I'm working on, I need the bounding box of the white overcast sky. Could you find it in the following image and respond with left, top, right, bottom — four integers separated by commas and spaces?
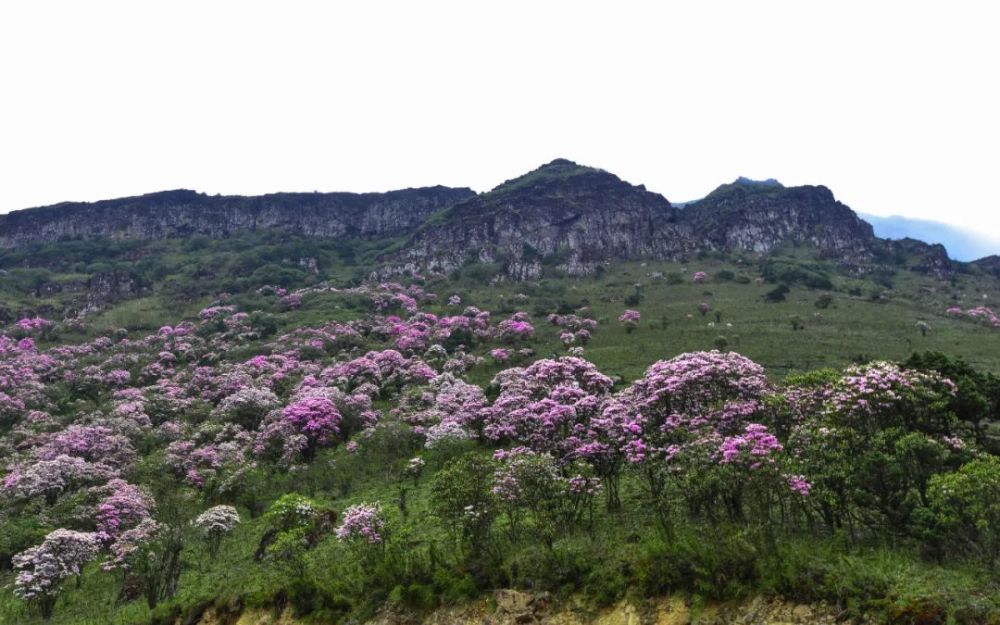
1, 1, 997, 242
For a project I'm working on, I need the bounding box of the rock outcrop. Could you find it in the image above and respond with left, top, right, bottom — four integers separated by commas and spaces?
182, 592, 855, 625
0, 159, 965, 282
679, 179, 877, 264
394, 159, 692, 279
0, 187, 476, 247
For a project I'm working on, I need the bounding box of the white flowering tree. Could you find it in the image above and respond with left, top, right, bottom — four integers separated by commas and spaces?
193, 505, 241, 555
12, 529, 101, 619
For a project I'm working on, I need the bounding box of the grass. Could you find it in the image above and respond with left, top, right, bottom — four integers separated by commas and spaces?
421, 258, 1000, 382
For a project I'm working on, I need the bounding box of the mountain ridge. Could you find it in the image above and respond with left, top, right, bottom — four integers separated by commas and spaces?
0, 160, 980, 279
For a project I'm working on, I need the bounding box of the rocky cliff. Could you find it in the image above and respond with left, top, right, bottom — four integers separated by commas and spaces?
679, 179, 877, 264
0, 186, 476, 247
394, 159, 693, 279
391, 163, 894, 279
0, 160, 961, 280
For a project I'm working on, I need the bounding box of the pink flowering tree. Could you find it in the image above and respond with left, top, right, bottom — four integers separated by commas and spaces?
336, 502, 387, 545
618, 309, 641, 333
255, 395, 342, 463
785, 361, 963, 532
95, 479, 155, 541
496, 313, 535, 344
211, 386, 281, 429
482, 357, 613, 460
573, 397, 642, 510
36, 424, 136, 471
491, 447, 576, 547
620, 351, 772, 518
3, 455, 116, 504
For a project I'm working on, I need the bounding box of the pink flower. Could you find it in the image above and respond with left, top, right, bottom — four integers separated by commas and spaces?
336, 503, 387, 545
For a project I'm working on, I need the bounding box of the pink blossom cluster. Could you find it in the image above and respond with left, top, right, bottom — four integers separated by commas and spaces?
496, 313, 535, 343
280, 293, 303, 310
198, 305, 236, 320
618, 309, 641, 329
483, 357, 613, 458
336, 503, 387, 544
827, 361, 956, 425
103, 518, 161, 571
94, 479, 155, 539
947, 305, 1000, 328
784, 474, 812, 496
719, 423, 783, 467
15, 317, 54, 333
3, 455, 116, 502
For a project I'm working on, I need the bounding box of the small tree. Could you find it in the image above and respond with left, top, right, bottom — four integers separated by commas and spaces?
815, 293, 834, 309
764, 284, 789, 303
104, 487, 197, 609
13, 530, 101, 619
618, 309, 641, 333
336, 503, 388, 547
192, 505, 240, 556
430, 453, 497, 558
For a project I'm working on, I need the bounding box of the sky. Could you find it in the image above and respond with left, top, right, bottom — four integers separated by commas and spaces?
1, 2, 998, 249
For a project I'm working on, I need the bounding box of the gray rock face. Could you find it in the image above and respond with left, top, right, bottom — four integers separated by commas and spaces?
391, 162, 898, 279
679, 181, 877, 264
0, 187, 476, 247
887, 238, 953, 277
395, 160, 694, 279
86, 270, 145, 309
0, 160, 959, 281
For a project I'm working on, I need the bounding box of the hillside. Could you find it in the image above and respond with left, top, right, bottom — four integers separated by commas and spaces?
2, 162, 1000, 625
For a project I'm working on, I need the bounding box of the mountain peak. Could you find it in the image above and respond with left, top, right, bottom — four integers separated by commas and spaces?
703, 177, 787, 201
487, 159, 604, 196
735, 176, 783, 188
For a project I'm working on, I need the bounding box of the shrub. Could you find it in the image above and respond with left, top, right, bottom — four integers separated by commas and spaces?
764, 284, 790, 303
928, 456, 1000, 567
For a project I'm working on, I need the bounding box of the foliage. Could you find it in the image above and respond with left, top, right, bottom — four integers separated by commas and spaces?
2, 257, 1000, 624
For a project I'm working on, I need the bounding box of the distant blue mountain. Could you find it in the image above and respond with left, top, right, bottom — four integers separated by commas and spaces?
860, 213, 999, 262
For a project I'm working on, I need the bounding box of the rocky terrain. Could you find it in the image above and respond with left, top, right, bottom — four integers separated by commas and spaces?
397, 159, 692, 279
0, 187, 475, 247
0, 159, 967, 281
183, 591, 852, 625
